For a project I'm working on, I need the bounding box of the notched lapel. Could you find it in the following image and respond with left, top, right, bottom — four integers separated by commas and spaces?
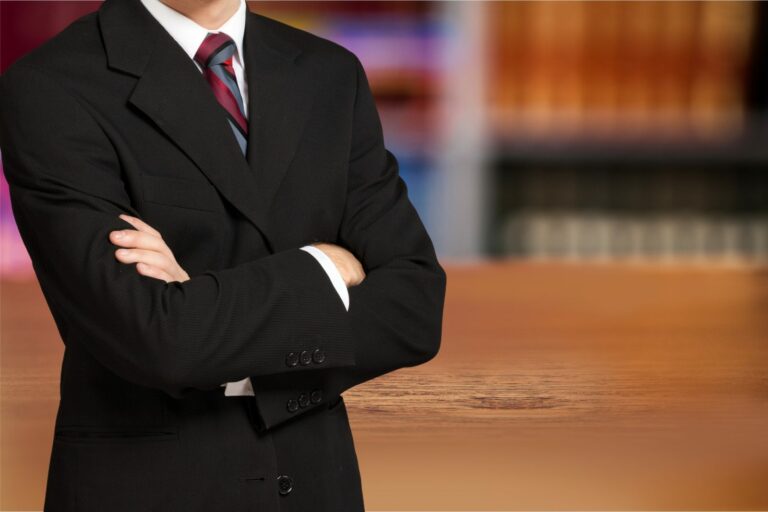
243, 12, 318, 244
99, 0, 316, 250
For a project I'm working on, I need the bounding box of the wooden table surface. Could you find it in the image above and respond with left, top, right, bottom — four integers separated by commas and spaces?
2, 261, 767, 510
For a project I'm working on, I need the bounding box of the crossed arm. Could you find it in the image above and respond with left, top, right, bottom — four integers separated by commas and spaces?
0, 53, 446, 431
109, 213, 365, 291
110, 214, 365, 395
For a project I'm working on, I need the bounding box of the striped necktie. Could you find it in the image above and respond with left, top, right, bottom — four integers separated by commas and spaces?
194, 32, 248, 155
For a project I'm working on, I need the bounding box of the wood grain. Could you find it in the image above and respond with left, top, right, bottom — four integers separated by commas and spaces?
2, 262, 767, 510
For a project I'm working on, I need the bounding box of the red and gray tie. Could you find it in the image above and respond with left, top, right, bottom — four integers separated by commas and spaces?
194, 32, 248, 155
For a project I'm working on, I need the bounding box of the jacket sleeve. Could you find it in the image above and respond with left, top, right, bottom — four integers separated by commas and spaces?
247, 53, 447, 431
0, 63, 356, 400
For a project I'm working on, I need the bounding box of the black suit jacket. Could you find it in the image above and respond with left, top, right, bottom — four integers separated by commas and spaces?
0, 0, 446, 510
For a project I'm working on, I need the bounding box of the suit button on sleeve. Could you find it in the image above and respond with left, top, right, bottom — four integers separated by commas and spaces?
286, 399, 299, 413
277, 475, 293, 496
285, 352, 299, 367
310, 389, 322, 404
298, 393, 310, 408
311, 348, 326, 364
299, 350, 312, 365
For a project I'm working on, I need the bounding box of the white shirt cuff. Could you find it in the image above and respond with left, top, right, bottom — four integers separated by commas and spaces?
299, 245, 350, 311
222, 377, 254, 396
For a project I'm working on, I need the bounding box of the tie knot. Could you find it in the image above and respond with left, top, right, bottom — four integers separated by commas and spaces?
194, 32, 236, 69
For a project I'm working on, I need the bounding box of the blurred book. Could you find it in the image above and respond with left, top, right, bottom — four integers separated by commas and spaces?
487, 1, 756, 143
501, 211, 768, 264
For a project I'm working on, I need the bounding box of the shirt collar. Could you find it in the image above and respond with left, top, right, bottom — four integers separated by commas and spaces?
139, 0, 247, 66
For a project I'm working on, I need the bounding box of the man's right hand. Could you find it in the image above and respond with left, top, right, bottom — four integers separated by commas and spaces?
311, 243, 366, 287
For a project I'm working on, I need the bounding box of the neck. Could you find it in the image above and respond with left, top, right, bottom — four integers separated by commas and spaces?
159, 0, 240, 29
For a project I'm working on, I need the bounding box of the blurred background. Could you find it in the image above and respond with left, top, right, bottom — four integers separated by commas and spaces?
2, 1, 767, 510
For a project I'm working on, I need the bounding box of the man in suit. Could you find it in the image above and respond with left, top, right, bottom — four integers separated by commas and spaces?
0, 0, 446, 509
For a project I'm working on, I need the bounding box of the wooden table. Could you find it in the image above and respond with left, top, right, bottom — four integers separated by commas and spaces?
3, 262, 767, 510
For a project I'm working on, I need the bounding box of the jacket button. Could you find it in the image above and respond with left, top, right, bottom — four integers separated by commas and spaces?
285, 352, 299, 367
298, 393, 310, 408
299, 350, 312, 365
277, 474, 293, 495
312, 348, 326, 364
286, 399, 299, 413
310, 389, 322, 404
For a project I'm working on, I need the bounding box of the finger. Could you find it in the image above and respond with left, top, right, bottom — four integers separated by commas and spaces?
135, 262, 175, 283
351, 269, 365, 286
115, 248, 173, 271
351, 264, 365, 284
110, 229, 171, 256
119, 214, 162, 239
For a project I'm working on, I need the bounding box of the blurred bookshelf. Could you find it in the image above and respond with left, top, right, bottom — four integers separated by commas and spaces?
483, 1, 768, 264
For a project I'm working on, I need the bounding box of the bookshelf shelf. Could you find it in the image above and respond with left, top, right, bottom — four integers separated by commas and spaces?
491, 136, 768, 166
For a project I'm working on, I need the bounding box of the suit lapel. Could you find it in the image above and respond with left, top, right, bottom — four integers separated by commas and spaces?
243, 11, 317, 234
99, 0, 316, 250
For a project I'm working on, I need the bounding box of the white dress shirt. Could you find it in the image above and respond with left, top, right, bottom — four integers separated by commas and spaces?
139, 0, 350, 396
